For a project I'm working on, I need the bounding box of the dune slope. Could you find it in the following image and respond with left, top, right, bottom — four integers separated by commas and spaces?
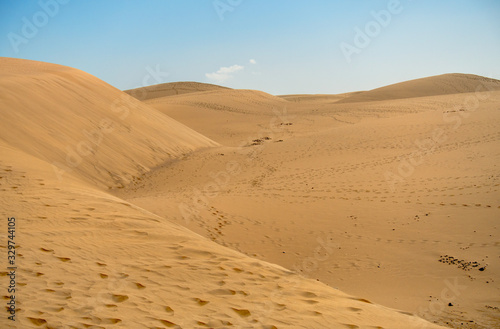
0, 58, 218, 189
118, 79, 500, 328
125, 81, 231, 101
337, 73, 500, 103
138, 88, 291, 146
0, 58, 450, 328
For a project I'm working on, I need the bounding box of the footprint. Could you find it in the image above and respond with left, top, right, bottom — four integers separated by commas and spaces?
28, 318, 47, 326
231, 308, 251, 317
111, 294, 129, 302
347, 307, 362, 312
158, 319, 178, 327
301, 291, 318, 298
57, 257, 71, 262
135, 282, 146, 289
353, 298, 372, 304
208, 289, 236, 296
302, 299, 319, 304
193, 298, 209, 306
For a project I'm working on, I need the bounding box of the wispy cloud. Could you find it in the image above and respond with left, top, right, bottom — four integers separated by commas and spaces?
249, 59, 257, 64
206, 64, 244, 82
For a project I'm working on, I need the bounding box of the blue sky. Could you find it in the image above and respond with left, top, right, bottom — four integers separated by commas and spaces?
1, 0, 499, 95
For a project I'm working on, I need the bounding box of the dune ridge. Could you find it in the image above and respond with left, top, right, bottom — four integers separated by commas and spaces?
336, 73, 500, 103
125, 81, 231, 101
0, 58, 218, 189
278, 91, 363, 103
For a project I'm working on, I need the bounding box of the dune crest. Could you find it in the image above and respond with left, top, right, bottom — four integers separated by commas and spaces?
336, 73, 500, 103
125, 81, 231, 101
0, 58, 218, 189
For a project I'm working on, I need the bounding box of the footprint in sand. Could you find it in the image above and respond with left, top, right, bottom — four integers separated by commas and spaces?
158, 319, 178, 327
231, 307, 251, 317
135, 282, 146, 289
342, 324, 360, 329
111, 294, 129, 302
193, 297, 209, 306
57, 257, 71, 262
28, 318, 47, 326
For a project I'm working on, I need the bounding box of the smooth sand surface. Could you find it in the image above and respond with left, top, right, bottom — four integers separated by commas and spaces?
126, 81, 230, 101
1, 58, 497, 328
0, 58, 218, 189
336, 73, 500, 103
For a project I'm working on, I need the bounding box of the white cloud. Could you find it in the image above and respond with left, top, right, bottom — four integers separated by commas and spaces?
249, 59, 257, 64
206, 64, 244, 82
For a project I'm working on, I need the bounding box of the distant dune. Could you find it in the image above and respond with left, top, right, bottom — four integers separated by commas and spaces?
145, 88, 289, 114
134, 88, 291, 146
278, 91, 363, 103
0, 58, 218, 188
125, 81, 230, 101
337, 73, 500, 103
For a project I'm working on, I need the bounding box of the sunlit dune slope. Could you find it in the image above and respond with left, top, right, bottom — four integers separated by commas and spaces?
0, 141, 446, 329
0, 58, 449, 328
0, 58, 218, 189
133, 88, 292, 146
118, 76, 500, 328
143, 88, 289, 115
278, 91, 363, 103
125, 81, 231, 101
337, 73, 500, 103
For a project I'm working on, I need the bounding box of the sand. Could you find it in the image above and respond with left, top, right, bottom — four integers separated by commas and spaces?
1, 57, 498, 328
126, 81, 231, 101
121, 75, 500, 328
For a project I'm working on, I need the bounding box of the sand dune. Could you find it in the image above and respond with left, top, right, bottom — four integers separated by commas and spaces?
1, 141, 446, 329
121, 77, 500, 328
125, 81, 230, 101
0, 58, 218, 189
0, 58, 451, 328
138, 89, 290, 146
337, 73, 500, 103
143, 88, 289, 115
278, 91, 363, 103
